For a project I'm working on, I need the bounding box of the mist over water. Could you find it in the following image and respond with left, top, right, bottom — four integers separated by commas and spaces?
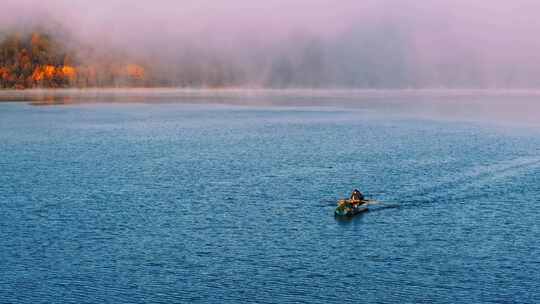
4, 0, 540, 88
1, 89, 539, 128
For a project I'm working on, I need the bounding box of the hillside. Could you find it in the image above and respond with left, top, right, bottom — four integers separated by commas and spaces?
0, 32, 146, 89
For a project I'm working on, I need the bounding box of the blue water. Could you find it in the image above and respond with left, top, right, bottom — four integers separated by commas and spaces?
1, 99, 540, 303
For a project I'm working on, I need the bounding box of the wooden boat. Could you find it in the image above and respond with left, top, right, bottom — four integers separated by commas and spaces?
334, 199, 369, 217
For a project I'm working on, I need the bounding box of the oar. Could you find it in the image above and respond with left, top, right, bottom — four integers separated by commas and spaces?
363, 199, 384, 205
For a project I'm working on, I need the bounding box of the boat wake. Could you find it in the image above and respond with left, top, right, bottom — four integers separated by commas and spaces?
324, 156, 540, 213
396, 155, 540, 207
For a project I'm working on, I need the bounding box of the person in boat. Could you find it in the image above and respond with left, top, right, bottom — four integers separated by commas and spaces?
350, 189, 364, 203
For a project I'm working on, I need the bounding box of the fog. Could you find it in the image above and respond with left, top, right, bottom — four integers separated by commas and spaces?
3, 0, 540, 88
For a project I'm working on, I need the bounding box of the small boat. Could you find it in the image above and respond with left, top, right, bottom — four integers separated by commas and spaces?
334, 199, 369, 217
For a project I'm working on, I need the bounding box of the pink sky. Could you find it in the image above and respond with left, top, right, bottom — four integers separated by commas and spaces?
4, 0, 540, 47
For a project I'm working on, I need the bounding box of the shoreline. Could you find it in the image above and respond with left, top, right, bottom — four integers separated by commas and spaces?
3, 87, 540, 102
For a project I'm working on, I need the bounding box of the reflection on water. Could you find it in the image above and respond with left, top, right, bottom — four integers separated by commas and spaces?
334, 212, 369, 225
30, 94, 74, 106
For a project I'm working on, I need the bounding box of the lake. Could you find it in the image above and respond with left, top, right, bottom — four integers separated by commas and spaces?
1, 90, 539, 303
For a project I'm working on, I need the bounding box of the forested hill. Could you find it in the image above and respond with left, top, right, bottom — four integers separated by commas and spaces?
0, 32, 146, 89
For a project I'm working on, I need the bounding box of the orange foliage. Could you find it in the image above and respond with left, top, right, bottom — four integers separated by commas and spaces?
0, 67, 10, 80
44, 65, 56, 79
125, 64, 145, 79
1, 31, 149, 88
31, 68, 44, 81
30, 65, 78, 84
60, 66, 77, 80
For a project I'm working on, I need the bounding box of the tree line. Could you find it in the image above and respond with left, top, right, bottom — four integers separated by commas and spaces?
0, 32, 146, 89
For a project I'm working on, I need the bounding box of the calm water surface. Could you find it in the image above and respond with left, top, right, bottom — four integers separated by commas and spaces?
1, 97, 539, 303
